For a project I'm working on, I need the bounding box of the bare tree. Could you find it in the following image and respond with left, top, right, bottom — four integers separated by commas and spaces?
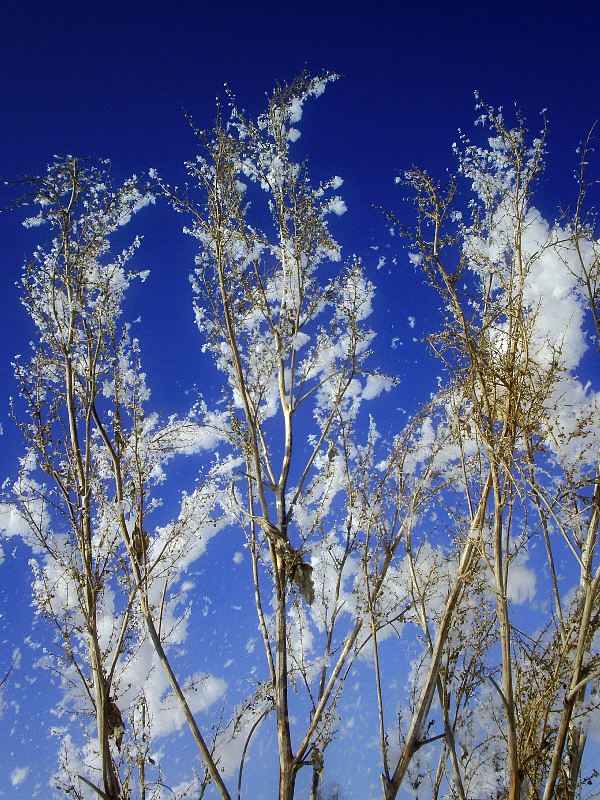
179, 71, 374, 800
3, 157, 231, 800
383, 101, 600, 800
164, 72, 442, 800
3, 84, 600, 800
5, 157, 155, 799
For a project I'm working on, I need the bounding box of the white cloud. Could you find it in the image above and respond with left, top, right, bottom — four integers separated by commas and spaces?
507, 558, 536, 605
11, 766, 29, 786
152, 673, 227, 740
328, 197, 347, 216
361, 373, 394, 400
233, 551, 244, 564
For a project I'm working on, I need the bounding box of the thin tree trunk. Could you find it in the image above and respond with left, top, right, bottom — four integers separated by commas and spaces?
491, 489, 520, 800
383, 474, 491, 800
140, 596, 232, 800
542, 454, 600, 800
93, 405, 231, 800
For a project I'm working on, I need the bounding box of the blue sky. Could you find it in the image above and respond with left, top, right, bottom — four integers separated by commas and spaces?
3, 0, 600, 461
2, 1, 600, 798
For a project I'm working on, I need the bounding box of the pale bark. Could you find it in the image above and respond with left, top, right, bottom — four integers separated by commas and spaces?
383, 476, 491, 800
